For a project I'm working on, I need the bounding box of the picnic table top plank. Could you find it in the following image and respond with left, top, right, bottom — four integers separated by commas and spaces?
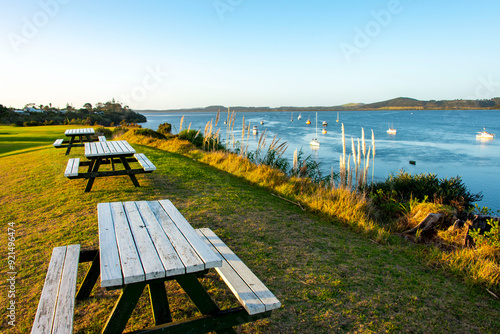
147, 201, 205, 273
159, 200, 222, 269
135, 201, 186, 277
101, 141, 111, 154
64, 128, 95, 136
123, 202, 166, 281
110, 202, 145, 285
98, 203, 123, 288
107, 141, 119, 154
85, 140, 135, 158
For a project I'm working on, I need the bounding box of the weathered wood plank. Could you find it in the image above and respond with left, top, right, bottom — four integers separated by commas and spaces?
134, 153, 156, 172
122, 140, 136, 152
135, 201, 185, 277
64, 158, 80, 177
51, 244, 80, 334
160, 200, 222, 269
123, 202, 165, 281
197, 228, 281, 313
148, 201, 205, 273
111, 202, 145, 285
196, 229, 264, 315
98, 203, 123, 288
31, 246, 66, 334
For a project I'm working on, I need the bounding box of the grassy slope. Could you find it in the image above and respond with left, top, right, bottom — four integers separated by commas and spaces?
0, 127, 499, 333
0, 125, 83, 157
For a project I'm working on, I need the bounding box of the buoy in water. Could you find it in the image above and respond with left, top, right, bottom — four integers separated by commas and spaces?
409, 160, 416, 165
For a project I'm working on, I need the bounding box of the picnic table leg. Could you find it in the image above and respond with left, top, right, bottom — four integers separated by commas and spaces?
176, 274, 238, 334
119, 156, 140, 187
102, 282, 147, 334
76, 251, 100, 301
65, 136, 75, 155
148, 282, 173, 325
85, 158, 101, 192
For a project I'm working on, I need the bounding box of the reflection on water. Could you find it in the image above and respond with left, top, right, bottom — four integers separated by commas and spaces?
140, 110, 500, 212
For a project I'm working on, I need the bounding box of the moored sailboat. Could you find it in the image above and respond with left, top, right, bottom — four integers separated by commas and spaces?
387, 123, 397, 135
310, 112, 320, 147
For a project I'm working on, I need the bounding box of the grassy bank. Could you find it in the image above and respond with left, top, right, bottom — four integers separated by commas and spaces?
1, 126, 500, 333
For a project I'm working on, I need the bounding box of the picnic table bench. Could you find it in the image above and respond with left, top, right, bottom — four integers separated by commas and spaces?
64, 140, 156, 192
31, 245, 99, 334
32, 200, 280, 333
53, 128, 96, 155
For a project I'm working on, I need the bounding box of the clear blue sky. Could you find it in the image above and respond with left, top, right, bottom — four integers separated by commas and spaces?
1, 0, 499, 110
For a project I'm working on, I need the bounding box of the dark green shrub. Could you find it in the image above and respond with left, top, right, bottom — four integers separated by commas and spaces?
94, 126, 112, 137
157, 122, 172, 135
178, 129, 204, 147
369, 170, 482, 210
134, 128, 166, 139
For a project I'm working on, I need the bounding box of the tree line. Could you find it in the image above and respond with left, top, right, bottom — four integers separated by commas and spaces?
0, 100, 146, 127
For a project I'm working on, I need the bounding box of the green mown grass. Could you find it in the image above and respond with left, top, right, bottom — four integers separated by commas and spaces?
1, 126, 499, 333
0, 125, 93, 157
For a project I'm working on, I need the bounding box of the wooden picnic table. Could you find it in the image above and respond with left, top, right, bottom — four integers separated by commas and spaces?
71, 199, 280, 334
53, 128, 96, 155
64, 140, 156, 192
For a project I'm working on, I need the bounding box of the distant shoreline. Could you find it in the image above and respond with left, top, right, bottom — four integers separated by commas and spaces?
138, 107, 498, 113
137, 96, 500, 114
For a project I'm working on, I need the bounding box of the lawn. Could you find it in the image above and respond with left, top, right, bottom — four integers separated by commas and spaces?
0, 125, 499, 333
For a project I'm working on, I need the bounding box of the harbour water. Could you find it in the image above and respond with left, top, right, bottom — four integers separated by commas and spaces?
139, 109, 500, 212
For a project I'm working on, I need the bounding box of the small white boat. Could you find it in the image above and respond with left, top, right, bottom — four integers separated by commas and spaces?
476, 128, 495, 140
387, 123, 397, 135
322, 121, 328, 126
252, 125, 258, 135
310, 112, 320, 147
297, 114, 302, 120
310, 138, 320, 147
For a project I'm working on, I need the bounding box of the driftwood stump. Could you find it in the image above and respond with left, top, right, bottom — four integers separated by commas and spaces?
403, 213, 444, 236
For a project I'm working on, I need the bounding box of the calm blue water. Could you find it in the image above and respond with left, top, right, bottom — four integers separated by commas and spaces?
139, 110, 500, 212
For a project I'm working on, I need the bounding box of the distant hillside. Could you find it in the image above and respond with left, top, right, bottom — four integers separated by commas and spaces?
359, 97, 497, 110
139, 97, 500, 113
